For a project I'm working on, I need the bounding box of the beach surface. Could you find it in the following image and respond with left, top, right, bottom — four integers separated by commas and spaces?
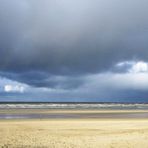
0, 109, 148, 148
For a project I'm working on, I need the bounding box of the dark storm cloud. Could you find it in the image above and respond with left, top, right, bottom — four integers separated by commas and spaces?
0, 0, 148, 88
0, 71, 84, 89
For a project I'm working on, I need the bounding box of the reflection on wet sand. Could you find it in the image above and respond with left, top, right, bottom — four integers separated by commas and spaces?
0, 109, 148, 119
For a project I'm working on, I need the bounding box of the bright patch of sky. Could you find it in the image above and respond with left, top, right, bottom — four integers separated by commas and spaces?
0, 77, 28, 93
116, 61, 148, 73
4, 85, 25, 93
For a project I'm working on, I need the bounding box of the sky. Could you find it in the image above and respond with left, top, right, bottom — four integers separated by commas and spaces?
0, 0, 148, 102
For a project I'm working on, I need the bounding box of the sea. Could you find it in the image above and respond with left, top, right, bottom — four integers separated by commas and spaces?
0, 102, 148, 119
0, 102, 148, 110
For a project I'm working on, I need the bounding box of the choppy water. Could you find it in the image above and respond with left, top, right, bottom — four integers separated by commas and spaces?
0, 103, 148, 110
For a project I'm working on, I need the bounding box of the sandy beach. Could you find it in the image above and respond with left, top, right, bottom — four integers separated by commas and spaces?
0, 110, 148, 148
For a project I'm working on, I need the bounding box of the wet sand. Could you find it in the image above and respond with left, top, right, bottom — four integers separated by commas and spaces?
0, 109, 148, 147
0, 109, 148, 119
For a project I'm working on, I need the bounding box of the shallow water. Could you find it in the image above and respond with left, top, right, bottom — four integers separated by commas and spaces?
0, 112, 148, 119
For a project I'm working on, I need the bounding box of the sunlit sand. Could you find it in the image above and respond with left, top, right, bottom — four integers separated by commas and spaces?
0, 109, 148, 148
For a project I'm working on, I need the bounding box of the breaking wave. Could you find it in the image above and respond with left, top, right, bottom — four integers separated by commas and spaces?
0, 103, 148, 110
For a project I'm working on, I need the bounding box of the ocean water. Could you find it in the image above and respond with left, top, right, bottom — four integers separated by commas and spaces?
0, 103, 148, 119
0, 102, 148, 110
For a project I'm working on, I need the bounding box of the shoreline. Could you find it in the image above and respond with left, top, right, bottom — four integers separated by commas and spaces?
0, 109, 148, 120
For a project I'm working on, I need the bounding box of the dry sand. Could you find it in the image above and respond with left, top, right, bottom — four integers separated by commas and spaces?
0, 110, 148, 148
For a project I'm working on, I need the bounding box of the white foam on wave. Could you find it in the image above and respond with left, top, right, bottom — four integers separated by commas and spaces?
0, 103, 148, 109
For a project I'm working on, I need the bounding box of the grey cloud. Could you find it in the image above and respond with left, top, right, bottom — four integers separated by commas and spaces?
0, 71, 84, 89
0, 0, 148, 89
1, 73, 148, 102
